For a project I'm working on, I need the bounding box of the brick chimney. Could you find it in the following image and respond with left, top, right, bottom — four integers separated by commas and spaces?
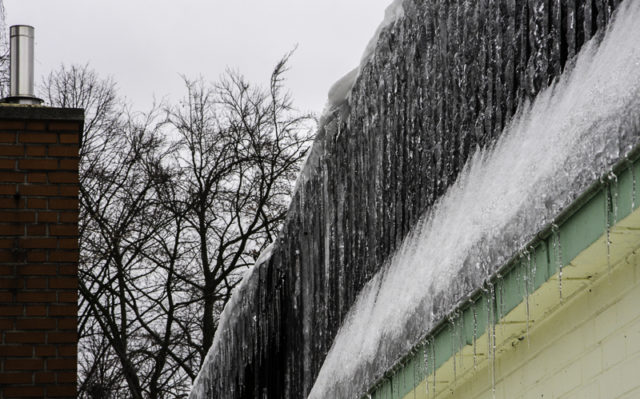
0, 105, 82, 397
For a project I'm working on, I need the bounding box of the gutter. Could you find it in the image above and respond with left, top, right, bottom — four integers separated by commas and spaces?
361, 141, 640, 398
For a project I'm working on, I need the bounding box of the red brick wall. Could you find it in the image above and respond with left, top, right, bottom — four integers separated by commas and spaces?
0, 107, 82, 398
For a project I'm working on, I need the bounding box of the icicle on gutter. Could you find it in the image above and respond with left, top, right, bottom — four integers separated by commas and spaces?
404, 359, 409, 397
431, 340, 436, 398
412, 351, 417, 399
519, 251, 527, 336
523, 249, 531, 343
626, 157, 636, 211
485, 282, 497, 399
457, 310, 464, 371
530, 245, 537, 300
601, 174, 613, 274
609, 171, 619, 224
552, 224, 563, 301
423, 338, 430, 398
472, 301, 478, 370
632, 162, 637, 211
608, 171, 618, 275
448, 316, 457, 383
497, 273, 505, 336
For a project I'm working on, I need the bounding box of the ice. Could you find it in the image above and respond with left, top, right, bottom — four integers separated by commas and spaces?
188, 244, 274, 398
321, 0, 405, 113
308, 3, 640, 397
422, 343, 429, 396
552, 224, 563, 300
472, 303, 478, 370
603, 174, 613, 273
325, 68, 359, 113
190, 0, 636, 397
523, 250, 531, 341
360, 0, 405, 64
630, 158, 637, 210
488, 283, 496, 399
610, 171, 619, 223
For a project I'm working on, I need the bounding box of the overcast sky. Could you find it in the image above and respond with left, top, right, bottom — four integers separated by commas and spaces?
5, 0, 393, 115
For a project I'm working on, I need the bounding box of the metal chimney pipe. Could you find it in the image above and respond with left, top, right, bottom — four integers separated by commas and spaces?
7, 25, 42, 105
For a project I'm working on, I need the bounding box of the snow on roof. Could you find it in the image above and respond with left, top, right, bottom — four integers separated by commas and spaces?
293, 0, 406, 196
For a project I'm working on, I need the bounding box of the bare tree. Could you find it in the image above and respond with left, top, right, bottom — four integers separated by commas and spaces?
42, 64, 121, 167
42, 57, 313, 397
41, 65, 131, 397
42, 65, 193, 398
0, 0, 9, 97
166, 53, 313, 359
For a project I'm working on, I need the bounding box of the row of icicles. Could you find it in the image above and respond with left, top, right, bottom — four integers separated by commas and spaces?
365, 160, 636, 399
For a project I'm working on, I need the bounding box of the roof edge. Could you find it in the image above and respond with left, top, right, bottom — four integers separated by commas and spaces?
361, 142, 640, 398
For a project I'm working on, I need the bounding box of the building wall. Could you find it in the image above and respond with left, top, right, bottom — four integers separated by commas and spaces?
428, 237, 640, 399
0, 106, 82, 398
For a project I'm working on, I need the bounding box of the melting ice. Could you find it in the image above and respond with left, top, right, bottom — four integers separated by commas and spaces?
308, 2, 640, 398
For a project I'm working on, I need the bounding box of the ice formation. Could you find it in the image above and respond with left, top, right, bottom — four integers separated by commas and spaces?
189, 244, 274, 395
308, 2, 640, 397
190, 0, 634, 397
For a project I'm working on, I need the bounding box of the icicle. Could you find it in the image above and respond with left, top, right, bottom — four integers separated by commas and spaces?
413, 352, 417, 399
497, 273, 504, 335
524, 249, 531, 344
424, 340, 430, 398
486, 281, 496, 399
567, 0, 576, 61
530, 245, 537, 293
609, 171, 618, 224
432, 340, 436, 398
403, 361, 407, 398
449, 316, 457, 382
584, 0, 593, 39
607, 183, 611, 273
491, 285, 496, 399
628, 158, 636, 211
551, 224, 563, 301
524, 244, 537, 349
602, 175, 612, 274
458, 310, 464, 370
633, 165, 637, 212
472, 301, 477, 370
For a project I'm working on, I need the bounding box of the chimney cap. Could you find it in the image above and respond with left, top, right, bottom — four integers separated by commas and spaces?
9, 25, 35, 37
1, 24, 43, 105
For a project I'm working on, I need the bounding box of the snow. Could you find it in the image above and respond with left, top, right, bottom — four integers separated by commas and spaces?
308, 2, 640, 397
298, 0, 406, 198
322, 0, 405, 113
291, 0, 408, 207
361, 0, 405, 64
325, 68, 359, 112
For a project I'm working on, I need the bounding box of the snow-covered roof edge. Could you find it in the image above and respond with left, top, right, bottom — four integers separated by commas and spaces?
292, 0, 406, 197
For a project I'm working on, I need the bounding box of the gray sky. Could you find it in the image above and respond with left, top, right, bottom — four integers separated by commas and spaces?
5, 0, 392, 114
